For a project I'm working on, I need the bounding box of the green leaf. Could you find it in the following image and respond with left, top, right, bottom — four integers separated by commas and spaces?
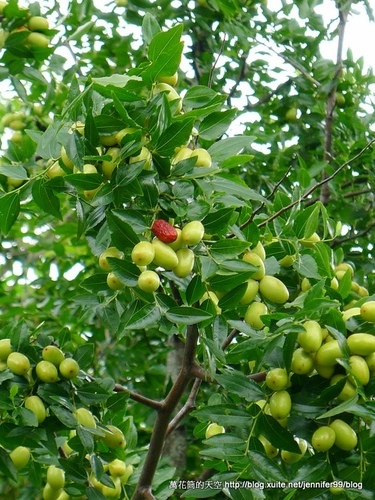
183, 86, 218, 109
210, 174, 266, 202
202, 208, 235, 234
106, 211, 140, 249
74, 344, 95, 370
0, 164, 28, 180
193, 404, 252, 427
0, 191, 20, 234
210, 240, 250, 260
317, 395, 359, 419
208, 137, 254, 162
199, 109, 237, 140
216, 371, 265, 401
166, 306, 213, 325
32, 178, 62, 220
186, 275, 206, 306
155, 118, 195, 156
142, 13, 161, 44
107, 258, 140, 286
293, 254, 321, 279
293, 204, 320, 239
123, 304, 161, 330
257, 413, 301, 453
0, 448, 18, 483
65, 173, 103, 190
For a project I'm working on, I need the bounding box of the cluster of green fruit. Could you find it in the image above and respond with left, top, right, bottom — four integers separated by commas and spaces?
0, 339, 132, 499
99, 219, 205, 292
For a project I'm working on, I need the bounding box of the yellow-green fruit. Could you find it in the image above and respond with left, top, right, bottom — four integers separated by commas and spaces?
59, 358, 80, 379
279, 254, 295, 267
1, 112, 16, 127
60, 147, 74, 170
358, 286, 369, 297
158, 72, 178, 86
129, 147, 152, 170
99, 133, 118, 147
10, 131, 23, 144
314, 362, 335, 379
10, 446, 31, 470
259, 435, 278, 458
119, 464, 134, 485
28, 16, 49, 31
171, 147, 193, 165
365, 352, 375, 371
7, 352, 30, 376
330, 374, 357, 401
242, 252, 265, 280
335, 262, 354, 276
360, 301, 375, 323
342, 307, 361, 321
285, 107, 297, 121
315, 340, 343, 366
259, 275, 289, 304
311, 426, 336, 452
74, 408, 96, 428
297, 320, 322, 353
115, 127, 138, 144
47, 465, 65, 490
101, 425, 126, 449
131, 242, 155, 266
109, 459, 127, 477
281, 439, 307, 464
205, 423, 225, 439
291, 348, 314, 375
269, 390, 291, 420
347, 333, 375, 356
138, 270, 160, 293
25, 395, 46, 424
244, 301, 268, 329
153, 83, 182, 113
0, 338, 12, 360
181, 221, 205, 246
42, 346, 64, 366
151, 240, 178, 269
9, 119, 25, 131
56, 491, 70, 500
299, 232, 320, 247
101, 476, 121, 498
252, 241, 266, 261
102, 147, 121, 179
300, 277, 311, 292
348, 355, 370, 385
43, 484, 63, 500
173, 248, 195, 278
330, 277, 339, 290
47, 161, 66, 179
239, 279, 259, 305
200, 291, 221, 314
191, 148, 212, 168
99, 247, 124, 272
167, 228, 183, 251
36, 360, 59, 383
0, 361, 7, 371
27, 32, 50, 48
82, 163, 97, 174
265, 368, 289, 391
329, 419, 358, 451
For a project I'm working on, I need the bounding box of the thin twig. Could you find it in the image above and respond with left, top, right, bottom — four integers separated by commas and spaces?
227, 51, 249, 106
221, 328, 239, 350
208, 34, 227, 89
114, 384, 162, 410
257, 139, 375, 229
331, 220, 375, 247
166, 378, 202, 437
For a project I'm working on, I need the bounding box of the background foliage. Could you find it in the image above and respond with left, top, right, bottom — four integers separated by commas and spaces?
0, 0, 375, 499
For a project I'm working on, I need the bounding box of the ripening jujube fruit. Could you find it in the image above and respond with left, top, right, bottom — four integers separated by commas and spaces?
181, 221, 205, 246
347, 355, 370, 385
138, 270, 160, 292
99, 247, 124, 272
239, 278, 259, 305
42, 483, 63, 500
297, 320, 323, 353
347, 333, 375, 356
47, 465, 66, 490
42, 345, 64, 366
151, 239, 179, 269
107, 272, 125, 290
10, 446, 31, 470
244, 301, 268, 329
251, 241, 266, 261
74, 408, 97, 428
171, 147, 193, 165
311, 426, 336, 452
120, 464, 134, 485
109, 458, 127, 477
28, 16, 49, 31
101, 147, 121, 179
101, 476, 122, 498
269, 390, 291, 420
329, 419, 358, 451
152, 83, 182, 113
173, 248, 195, 278
259, 435, 278, 458
330, 374, 356, 401
360, 301, 375, 322
36, 360, 59, 383
242, 252, 265, 280
0, 338, 12, 360
315, 340, 343, 366
129, 146, 152, 170
265, 368, 289, 391
101, 425, 126, 449
131, 241, 155, 266
281, 439, 307, 464
25, 395, 46, 424
190, 148, 212, 167
259, 275, 289, 304
291, 348, 314, 375
7, 352, 30, 376
205, 423, 225, 439
59, 358, 80, 379
27, 32, 50, 48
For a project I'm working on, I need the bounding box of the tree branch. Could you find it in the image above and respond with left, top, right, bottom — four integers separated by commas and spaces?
331, 220, 375, 247
257, 139, 375, 228
114, 384, 162, 411
166, 378, 202, 437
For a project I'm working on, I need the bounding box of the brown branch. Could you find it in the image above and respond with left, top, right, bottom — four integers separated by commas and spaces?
227, 51, 249, 106
133, 324, 199, 500
114, 384, 162, 411
331, 220, 375, 247
266, 45, 320, 87
245, 79, 293, 110
257, 138, 375, 229
342, 188, 372, 199
221, 328, 239, 350
166, 378, 202, 437
321, 2, 351, 205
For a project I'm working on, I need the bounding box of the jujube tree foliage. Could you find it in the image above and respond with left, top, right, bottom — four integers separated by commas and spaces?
0, 0, 375, 499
